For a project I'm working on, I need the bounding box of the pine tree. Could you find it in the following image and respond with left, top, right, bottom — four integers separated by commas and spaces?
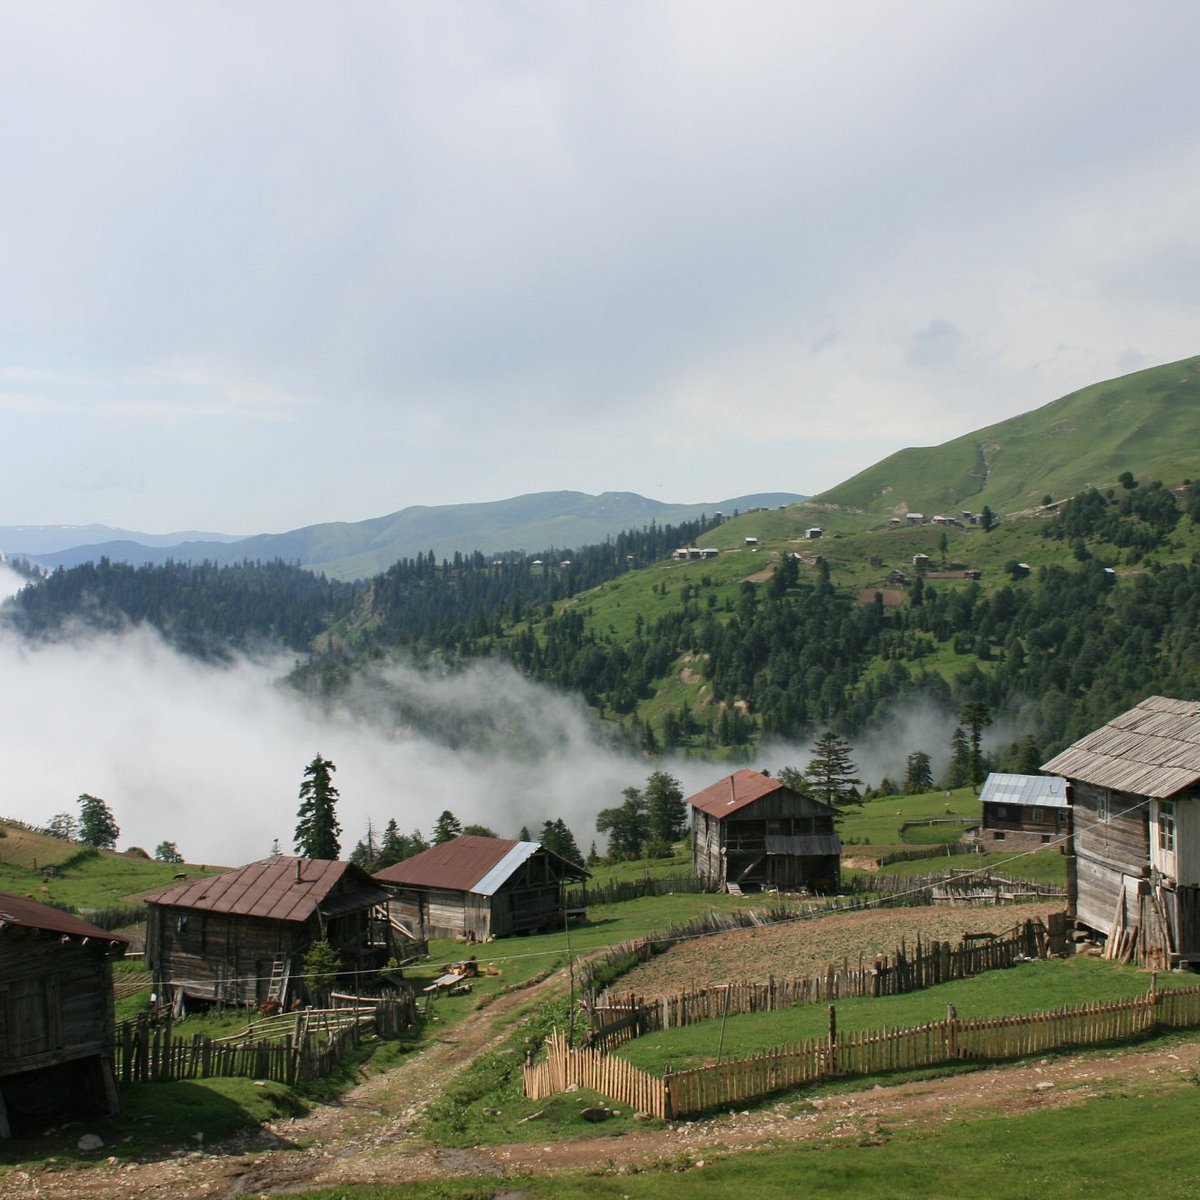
432, 810, 462, 844
77, 793, 119, 849
540, 818, 584, 866
293, 754, 342, 859
945, 727, 971, 788
644, 770, 686, 847
904, 751, 934, 794
803, 731, 863, 813
960, 701, 993, 787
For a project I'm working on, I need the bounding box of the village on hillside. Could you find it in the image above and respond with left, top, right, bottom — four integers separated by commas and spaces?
5, 693, 1200, 1163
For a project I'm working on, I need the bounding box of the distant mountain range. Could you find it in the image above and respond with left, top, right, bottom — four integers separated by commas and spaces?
1, 491, 805, 582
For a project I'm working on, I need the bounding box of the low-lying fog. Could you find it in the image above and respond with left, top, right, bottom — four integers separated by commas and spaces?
0, 561, 979, 869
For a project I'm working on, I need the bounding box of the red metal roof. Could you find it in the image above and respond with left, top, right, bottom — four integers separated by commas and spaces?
142, 857, 388, 923
687, 769, 813, 817
373, 835, 521, 892
0, 890, 127, 944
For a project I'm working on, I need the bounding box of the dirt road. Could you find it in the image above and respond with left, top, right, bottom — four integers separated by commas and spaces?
5, 965, 1199, 1199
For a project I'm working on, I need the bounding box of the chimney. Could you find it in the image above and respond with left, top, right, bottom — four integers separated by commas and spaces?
295, 859, 302, 884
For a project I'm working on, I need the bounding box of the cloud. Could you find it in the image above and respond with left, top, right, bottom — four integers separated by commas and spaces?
0, 609, 668, 867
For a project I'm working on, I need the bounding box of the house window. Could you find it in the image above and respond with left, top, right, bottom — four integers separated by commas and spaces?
1031, 807, 1043, 823
1097, 790, 1110, 824
1159, 801, 1176, 854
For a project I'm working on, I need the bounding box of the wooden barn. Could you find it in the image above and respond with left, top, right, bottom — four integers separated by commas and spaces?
373, 835, 589, 941
974, 772, 1069, 851
144, 856, 392, 1013
689, 769, 841, 893
1043, 695, 1200, 969
0, 892, 126, 1137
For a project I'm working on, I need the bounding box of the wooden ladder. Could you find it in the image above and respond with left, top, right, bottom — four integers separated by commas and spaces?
267, 957, 290, 1004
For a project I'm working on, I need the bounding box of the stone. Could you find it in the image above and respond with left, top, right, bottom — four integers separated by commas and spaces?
77, 1133, 104, 1152
580, 1106, 613, 1122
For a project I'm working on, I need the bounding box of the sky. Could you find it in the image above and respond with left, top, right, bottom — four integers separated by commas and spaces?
1, 2, 1198, 536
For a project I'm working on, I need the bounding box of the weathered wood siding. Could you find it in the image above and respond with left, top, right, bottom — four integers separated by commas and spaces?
0, 934, 116, 1076
147, 907, 311, 1005
1071, 781, 1149, 935
692, 795, 839, 891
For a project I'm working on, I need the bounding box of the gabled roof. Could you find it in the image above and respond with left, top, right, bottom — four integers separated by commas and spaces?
373, 835, 587, 896
979, 773, 1069, 810
687, 768, 835, 818
142, 857, 388, 923
1042, 696, 1200, 800
0, 890, 126, 944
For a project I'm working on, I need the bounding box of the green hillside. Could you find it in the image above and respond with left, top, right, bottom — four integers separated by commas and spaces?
816, 355, 1200, 517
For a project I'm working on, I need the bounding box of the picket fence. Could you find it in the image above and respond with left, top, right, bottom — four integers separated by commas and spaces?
589, 919, 1053, 1050
116, 993, 417, 1087
526, 983, 1200, 1119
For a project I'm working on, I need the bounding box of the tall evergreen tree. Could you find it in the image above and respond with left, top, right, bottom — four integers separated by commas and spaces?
802, 732, 863, 813
293, 754, 341, 859
432, 810, 462, 844
945, 727, 971, 788
903, 751, 934, 794
540, 818, 584, 866
77, 793, 119, 849
960, 701, 993, 787
644, 770, 686, 845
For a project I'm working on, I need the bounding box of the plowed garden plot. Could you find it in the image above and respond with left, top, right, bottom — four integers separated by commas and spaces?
611, 901, 1065, 998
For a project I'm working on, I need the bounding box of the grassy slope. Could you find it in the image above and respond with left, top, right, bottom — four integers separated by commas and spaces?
0, 822, 220, 910
815, 354, 1200, 517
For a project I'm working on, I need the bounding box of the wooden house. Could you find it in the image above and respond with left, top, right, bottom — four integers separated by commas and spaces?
143, 857, 392, 1013
973, 772, 1069, 851
0, 892, 126, 1137
689, 769, 841, 893
1043, 696, 1200, 969
373, 835, 589, 941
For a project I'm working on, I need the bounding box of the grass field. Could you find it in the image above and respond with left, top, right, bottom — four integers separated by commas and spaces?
617, 956, 1191, 1074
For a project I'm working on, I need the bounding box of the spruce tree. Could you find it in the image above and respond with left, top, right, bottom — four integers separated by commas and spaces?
803, 732, 863, 813
432, 810, 462, 844
644, 770, 686, 846
293, 754, 342, 859
904, 751, 934, 794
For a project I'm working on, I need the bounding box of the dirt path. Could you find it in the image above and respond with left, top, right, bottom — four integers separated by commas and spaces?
6, 975, 1200, 1199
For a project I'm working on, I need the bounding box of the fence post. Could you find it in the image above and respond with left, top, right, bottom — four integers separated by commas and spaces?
663, 1065, 674, 1120
946, 1003, 958, 1058
827, 1004, 837, 1075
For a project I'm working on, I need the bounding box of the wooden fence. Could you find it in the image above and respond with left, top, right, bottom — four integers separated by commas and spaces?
589, 920, 1053, 1049
527, 982, 1200, 1119
115, 992, 417, 1087
566, 873, 717, 909
851, 870, 1067, 906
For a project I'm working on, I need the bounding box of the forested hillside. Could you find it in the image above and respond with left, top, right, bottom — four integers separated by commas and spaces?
7, 358, 1200, 776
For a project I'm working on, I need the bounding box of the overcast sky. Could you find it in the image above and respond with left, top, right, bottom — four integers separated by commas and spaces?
2, 1, 1198, 536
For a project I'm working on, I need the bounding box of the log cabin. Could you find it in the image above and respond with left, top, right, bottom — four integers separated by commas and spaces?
143, 856, 392, 1013
689, 769, 841, 893
974, 772, 1069, 851
0, 892, 126, 1137
373, 835, 589, 941
1043, 695, 1200, 969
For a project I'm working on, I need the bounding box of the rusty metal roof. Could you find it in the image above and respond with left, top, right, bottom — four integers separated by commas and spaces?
373, 835, 588, 895
1041, 696, 1200, 799
687, 769, 836, 818
142, 857, 388, 923
0, 890, 127, 944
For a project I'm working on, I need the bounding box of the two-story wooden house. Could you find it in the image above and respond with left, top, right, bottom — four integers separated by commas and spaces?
1043, 695, 1200, 969
688, 769, 841, 893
